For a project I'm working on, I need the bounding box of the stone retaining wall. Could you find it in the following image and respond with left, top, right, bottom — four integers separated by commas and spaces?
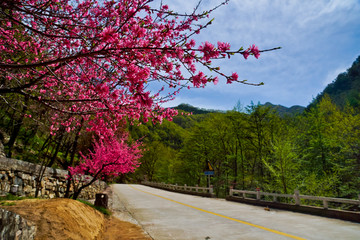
0, 208, 36, 240
0, 157, 107, 199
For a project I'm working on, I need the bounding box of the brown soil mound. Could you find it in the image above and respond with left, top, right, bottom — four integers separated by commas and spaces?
2, 198, 150, 240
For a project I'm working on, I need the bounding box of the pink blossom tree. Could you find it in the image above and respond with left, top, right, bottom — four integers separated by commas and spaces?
0, 0, 276, 131
68, 134, 142, 199
0, 0, 279, 191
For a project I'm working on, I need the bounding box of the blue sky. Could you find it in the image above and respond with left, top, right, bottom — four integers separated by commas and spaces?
156, 0, 360, 110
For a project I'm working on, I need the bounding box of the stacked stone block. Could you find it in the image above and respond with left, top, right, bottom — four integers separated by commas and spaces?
0, 157, 107, 199
0, 208, 36, 240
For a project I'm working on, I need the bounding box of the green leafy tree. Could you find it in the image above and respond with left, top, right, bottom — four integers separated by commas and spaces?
264, 127, 299, 194
245, 102, 279, 189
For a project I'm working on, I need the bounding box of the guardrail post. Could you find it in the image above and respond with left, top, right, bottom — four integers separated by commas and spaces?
184, 184, 187, 191
273, 195, 277, 202
323, 200, 328, 209
195, 185, 199, 192
243, 192, 246, 198
209, 185, 213, 194
229, 186, 233, 196
294, 190, 300, 205
256, 187, 261, 200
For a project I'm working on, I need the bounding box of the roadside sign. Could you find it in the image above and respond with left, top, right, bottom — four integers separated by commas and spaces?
205, 161, 214, 171
204, 161, 214, 175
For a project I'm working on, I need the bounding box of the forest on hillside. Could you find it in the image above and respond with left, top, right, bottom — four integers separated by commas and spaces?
1, 55, 360, 200
130, 96, 360, 199
131, 56, 360, 199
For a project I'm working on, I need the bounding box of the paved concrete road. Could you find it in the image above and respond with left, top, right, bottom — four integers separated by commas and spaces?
112, 184, 360, 240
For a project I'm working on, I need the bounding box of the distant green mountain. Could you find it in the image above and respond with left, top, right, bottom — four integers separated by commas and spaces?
173, 102, 305, 117
172, 103, 220, 115
309, 55, 360, 109
262, 102, 305, 117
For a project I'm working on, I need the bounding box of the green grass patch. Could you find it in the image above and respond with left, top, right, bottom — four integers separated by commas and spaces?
0, 201, 16, 206
0, 193, 30, 201
77, 199, 112, 216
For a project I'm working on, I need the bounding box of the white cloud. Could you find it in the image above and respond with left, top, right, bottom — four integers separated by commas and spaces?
301, 0, 359, 25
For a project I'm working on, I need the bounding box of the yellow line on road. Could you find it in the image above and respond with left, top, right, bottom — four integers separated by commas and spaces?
129, 185, 306, 240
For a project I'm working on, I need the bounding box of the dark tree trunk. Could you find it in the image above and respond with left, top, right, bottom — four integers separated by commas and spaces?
65, 118, 84, 198
47, 127, 65, 167
7, 96, 29, 158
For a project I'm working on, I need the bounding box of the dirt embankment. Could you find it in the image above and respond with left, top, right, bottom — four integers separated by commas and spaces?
1, 198, 151, 240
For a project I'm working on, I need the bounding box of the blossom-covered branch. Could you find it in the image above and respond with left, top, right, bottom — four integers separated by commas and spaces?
0, 0, 280, 133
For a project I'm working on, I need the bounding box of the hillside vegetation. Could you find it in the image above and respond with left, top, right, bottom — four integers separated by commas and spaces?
130, 55, 360, 201
310, 55, 360, 109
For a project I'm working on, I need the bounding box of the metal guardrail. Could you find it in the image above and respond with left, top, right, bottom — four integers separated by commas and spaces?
229, 188, 360, 210
142, 181, 213, 195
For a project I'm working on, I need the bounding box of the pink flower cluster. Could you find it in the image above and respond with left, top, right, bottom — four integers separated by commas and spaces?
198, 41, 232, 62
192, 72, 208, 88
199, 41, 219, 62
243, 44, 260, 59
227, 73, 239, 84
69, 134, 142, 178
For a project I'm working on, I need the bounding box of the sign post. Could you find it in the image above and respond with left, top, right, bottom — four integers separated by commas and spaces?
204, 161, 214, 188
